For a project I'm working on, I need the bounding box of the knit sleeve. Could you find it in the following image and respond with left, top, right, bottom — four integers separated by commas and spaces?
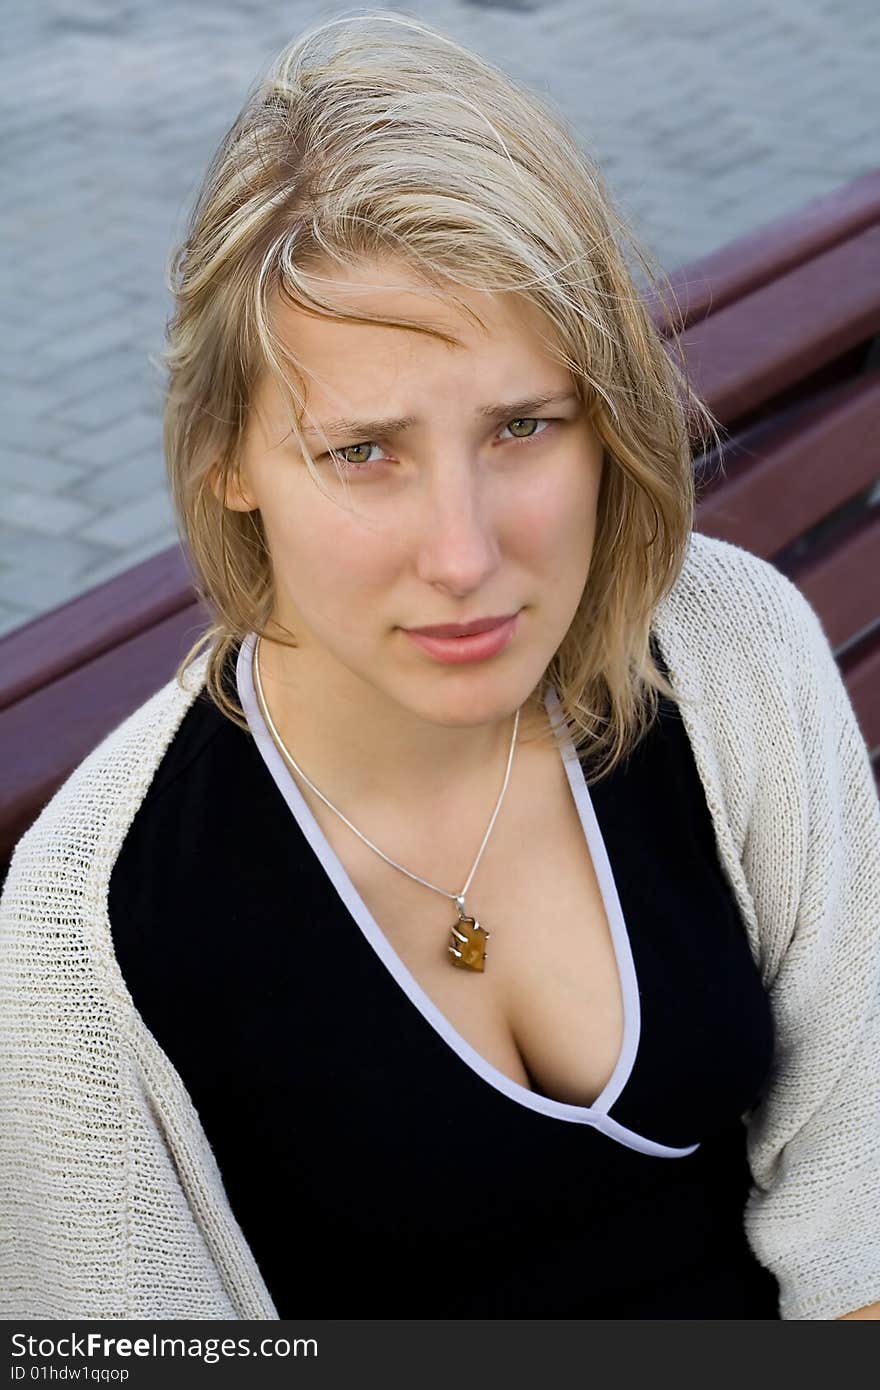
741, 582, 880, 1320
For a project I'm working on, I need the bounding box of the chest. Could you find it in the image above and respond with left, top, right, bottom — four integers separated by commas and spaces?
301, 744, 625, 1109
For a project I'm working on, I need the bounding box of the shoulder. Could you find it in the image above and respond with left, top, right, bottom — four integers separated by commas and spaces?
658, 530, 823, 656
653, 530, 836, 730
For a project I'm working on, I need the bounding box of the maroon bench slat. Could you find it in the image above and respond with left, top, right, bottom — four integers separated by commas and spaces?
680, 225, 880, 426
694, 373, 880, 557
785, 511, 880, 652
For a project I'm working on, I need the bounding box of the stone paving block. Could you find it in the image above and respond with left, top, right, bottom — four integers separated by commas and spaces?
715, 169, 861, 226
24, 288, 136, 342
0, 446, 88, 495
37, 315, 139, 370
0, 517, 108, 581
77, 485, 178, 551
0, 597, 33, 641
14, 233, 108, 281
45, 373, 162, 433
32, 348, 153, 400
75, 528, 182, 593
1, 405, 81, 454
70, 447, 166, 509
0, 564, 86, 617
0, 338, 63, 386
55, 410, 163, 469
1, 292, 42, 327
0, 484, 95, 537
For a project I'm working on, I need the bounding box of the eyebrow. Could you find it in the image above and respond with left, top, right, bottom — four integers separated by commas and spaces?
301, 389, 579, 442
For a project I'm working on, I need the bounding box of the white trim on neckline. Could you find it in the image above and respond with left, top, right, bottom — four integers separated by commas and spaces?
236, 633, 698, 1159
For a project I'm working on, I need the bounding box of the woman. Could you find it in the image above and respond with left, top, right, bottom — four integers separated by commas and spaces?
1, 12, 879, 1321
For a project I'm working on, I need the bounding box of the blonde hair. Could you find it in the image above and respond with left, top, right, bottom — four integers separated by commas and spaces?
162, 8, 721, 783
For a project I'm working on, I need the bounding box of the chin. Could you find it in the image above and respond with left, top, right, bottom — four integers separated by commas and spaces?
412, 679, 532, 729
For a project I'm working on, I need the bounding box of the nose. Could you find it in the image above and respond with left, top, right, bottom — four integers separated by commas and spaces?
413, 457, 501, 599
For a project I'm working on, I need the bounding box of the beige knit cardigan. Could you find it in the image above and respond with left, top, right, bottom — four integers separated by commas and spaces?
1, 531, 879, 1321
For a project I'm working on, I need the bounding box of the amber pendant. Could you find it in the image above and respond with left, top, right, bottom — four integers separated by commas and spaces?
448, 900, 491, 972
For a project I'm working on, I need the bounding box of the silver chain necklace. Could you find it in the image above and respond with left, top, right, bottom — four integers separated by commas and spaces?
252, 634, 521, 972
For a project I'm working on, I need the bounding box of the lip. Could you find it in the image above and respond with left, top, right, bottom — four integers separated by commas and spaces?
402, 612, 520, 664
405, 612, 519, 638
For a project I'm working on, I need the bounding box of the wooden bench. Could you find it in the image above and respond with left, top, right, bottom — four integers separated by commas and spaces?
2, 169, 878, 886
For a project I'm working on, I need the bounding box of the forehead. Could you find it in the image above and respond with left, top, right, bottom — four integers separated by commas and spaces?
273, 254, 560, 343
260, 258, 568, 418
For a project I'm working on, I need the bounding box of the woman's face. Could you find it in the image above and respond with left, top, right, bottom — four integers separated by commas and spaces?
225, 257, 605, 731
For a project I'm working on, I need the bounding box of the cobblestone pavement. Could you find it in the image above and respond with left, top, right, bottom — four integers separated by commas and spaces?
1, 0, 877, 636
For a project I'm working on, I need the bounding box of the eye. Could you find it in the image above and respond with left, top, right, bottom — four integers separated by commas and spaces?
499, 417, 554, 445
326, 441, 389, 471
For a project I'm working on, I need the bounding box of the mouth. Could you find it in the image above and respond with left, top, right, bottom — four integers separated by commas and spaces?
403, 613, 520, 639
400, 611, 521, 665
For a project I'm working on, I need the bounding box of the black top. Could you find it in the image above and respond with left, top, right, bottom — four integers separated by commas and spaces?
108, 637, 780, 1318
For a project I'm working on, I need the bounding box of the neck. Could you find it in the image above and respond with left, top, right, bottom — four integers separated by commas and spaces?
249, 634, 550, 816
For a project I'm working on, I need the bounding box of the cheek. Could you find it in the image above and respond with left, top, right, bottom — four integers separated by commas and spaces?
510, 458, 600, 571
329, 528, 402, 603
267, 501, 403, 623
